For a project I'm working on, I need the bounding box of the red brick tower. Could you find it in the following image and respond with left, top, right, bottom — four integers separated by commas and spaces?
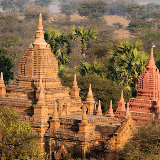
128, 48, 160, 121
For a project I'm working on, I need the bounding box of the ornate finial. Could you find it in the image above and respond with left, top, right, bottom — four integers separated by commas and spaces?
38, 13, 43, 30
97, 100, 103, 116
33, 13, 47, 46
86, 84, 95, 102
1, 72, 3, 81
110, 100, 112, 109
0, 72, 5, 87
146, 47, 156, 69
125, 103, 131, 118
72, 74, 78, 87
119, 90, 124, 102
87, 84, 93, 97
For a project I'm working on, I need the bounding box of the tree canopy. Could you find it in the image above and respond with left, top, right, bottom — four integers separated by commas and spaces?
108, 40, 149, 96
44, 28, 72, 65
77, 0, 108, 19
72, 26, 97, 55
0, 107, 48, 159
0, 47, 14, 84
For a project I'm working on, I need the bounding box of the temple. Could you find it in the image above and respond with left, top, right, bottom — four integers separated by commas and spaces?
115, 47, 160, 121
0, 13, 135, 159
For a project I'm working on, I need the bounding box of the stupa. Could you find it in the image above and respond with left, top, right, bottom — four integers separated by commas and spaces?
0, 13, 135, 159
115, 47, 160, 121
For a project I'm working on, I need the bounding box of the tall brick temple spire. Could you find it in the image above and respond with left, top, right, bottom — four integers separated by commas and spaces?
33, 13, 47, 47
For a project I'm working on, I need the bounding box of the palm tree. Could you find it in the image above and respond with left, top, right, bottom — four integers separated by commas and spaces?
71, 26, 97, 58
44, 28, 72, 65
108, 40, 149, 96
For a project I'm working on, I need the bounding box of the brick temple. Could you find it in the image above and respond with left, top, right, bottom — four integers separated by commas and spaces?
115, 48, 160, 121
0, 13, 135, 159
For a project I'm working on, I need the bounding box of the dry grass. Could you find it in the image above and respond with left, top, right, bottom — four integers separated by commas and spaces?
49, 14, 131, 39
104, 15, 130, 28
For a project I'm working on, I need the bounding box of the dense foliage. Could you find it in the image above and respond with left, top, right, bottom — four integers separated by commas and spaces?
0, 47, 14, 84
108, 40, 149, 96
0, 107, 48, 159
77, 0, 108, 19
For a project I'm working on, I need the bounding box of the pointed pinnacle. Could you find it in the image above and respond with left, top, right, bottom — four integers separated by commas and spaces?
1, 72, 3, 80
88, 84, 93, 96
37, 13, 43, 30
98, 100, 101, 111
120, 90, 124, 102
146, 47, 156, 69
110, 100, 112, 109
72, 74, 77, 87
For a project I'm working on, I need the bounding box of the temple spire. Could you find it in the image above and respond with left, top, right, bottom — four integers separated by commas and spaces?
37, 13, 43, 30
87, 84, 94, 99
33, 13, 47, 46
0, 72, 5, 87
146, 47, 156, 69
1, 72, 3, 81
97, 100, 103, 116
108, 100, 114, 117
119, 90, 124, 102
72, 74, 78, 88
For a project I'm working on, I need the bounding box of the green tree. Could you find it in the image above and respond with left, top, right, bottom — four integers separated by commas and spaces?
118, 119, 160, 160
127, 19, 152, 33
0, 107, 48, 159
76, 61, 106, 79
108, 40, 149, 96
0, 47, 14, 84
44, 28, 72, 65
126, 2, 146, 20
72, 26, 97, 56
34, 0, 53, 7
77, 0, 108, 20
